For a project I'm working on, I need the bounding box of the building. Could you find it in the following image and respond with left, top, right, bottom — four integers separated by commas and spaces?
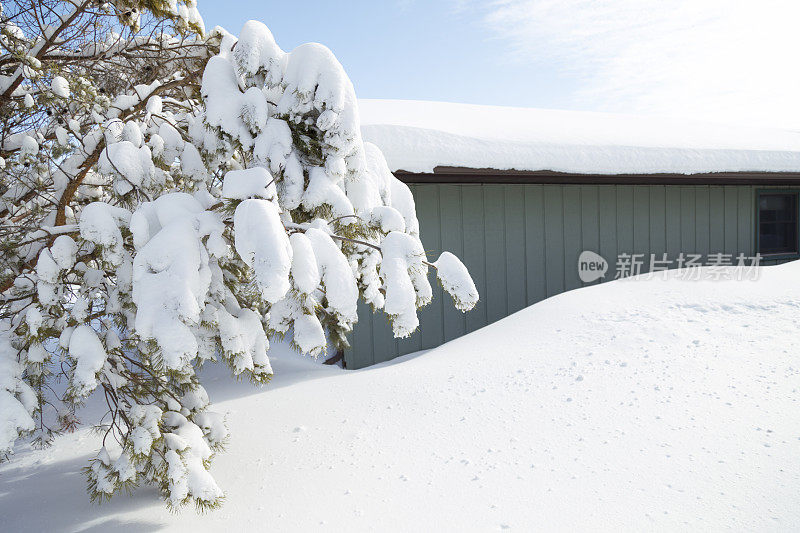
344, 100, 800, 369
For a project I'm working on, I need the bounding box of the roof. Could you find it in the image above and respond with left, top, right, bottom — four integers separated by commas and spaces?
358, 99, 800, 176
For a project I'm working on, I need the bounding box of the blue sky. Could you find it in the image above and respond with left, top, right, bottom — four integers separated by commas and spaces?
199, 1, 800, 128
198, 1, 581, 109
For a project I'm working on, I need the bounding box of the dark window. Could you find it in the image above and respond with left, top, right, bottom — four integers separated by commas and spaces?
758, 192, 798, 256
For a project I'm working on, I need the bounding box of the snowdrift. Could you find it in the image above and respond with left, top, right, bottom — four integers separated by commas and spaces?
2, 262, 800, 531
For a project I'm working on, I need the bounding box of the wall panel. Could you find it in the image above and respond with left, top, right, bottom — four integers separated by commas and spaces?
345, 183, 773, 368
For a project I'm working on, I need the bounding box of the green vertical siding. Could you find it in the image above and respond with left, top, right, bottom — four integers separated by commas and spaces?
344, 183, 790, 369
504, 185, 527, 315
440, 185, 466, 342
563, 186, 583, 291
543, 186, 565, 297
649, 186, 667, 260
709, 187, 726, 254
524, 186, 547, 302
633, 185, 651, 268
724, 187, 739, 254
483, 186, 507, 324
580, 186, 600, 286
416, 185, 443, 351
461, 185, 487, 333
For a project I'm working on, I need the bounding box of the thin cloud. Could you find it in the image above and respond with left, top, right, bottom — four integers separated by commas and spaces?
466, 0, 800, 128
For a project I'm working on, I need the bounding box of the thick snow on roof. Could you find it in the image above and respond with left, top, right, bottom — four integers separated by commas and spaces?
359, 99, 800, 175
3, 261, 800, 530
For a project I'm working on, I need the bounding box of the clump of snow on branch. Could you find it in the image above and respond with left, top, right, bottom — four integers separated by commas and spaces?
380, 232, 433, 337
131, 194, 213, 371
99, 141, 156, 195
67, 325, 108, 398
0, 328, 36, 457
79, 202, 131, 266
433, 252, 479, 312
50, 76, 70, 98
218, 308, 273, 376
222, 167, 275, 200
233, 199, 292, 303
305, 227, 359, 322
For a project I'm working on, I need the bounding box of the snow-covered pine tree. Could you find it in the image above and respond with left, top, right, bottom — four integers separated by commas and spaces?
0, 3, 478, 511
197, 21, 478, 352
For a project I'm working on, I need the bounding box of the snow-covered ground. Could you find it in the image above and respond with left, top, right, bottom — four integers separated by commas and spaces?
359, 99, 800, 174
2, 262, 800, 531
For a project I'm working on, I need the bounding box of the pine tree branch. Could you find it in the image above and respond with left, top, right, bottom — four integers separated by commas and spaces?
327, 234, 438, 270
0, 1, 93, 107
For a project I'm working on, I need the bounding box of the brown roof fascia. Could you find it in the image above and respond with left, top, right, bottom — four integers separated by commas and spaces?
393, 166, 800, 186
